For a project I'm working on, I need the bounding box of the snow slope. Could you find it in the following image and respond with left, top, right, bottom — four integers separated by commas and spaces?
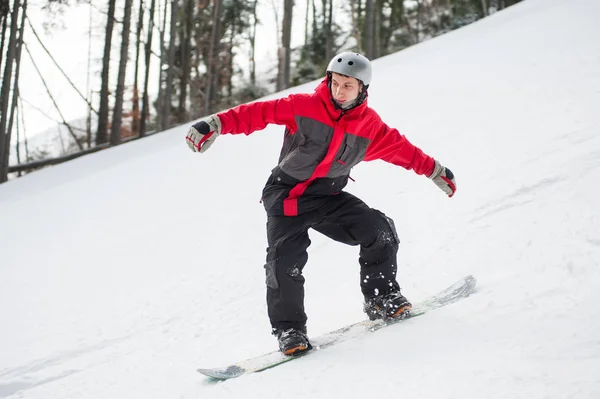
1, 0, 600, 397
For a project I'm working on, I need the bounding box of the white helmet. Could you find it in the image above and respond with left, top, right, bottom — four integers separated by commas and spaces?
326, 52, 372, 86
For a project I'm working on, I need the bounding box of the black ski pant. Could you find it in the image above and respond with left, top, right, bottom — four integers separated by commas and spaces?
264, 191, 401, 332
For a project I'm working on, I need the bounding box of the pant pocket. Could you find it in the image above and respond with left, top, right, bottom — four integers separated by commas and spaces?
264, 260, 279, 290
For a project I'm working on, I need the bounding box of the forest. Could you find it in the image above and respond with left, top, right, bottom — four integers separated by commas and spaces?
0, 0, 522, 182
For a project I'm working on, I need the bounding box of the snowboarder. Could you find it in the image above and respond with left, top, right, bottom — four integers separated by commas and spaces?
186, 52, 456, 356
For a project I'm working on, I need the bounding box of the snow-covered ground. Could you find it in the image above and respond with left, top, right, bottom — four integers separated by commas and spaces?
1, 0, 599, 397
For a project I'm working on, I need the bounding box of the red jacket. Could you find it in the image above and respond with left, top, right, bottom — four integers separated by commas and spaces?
217, 78, 435, 216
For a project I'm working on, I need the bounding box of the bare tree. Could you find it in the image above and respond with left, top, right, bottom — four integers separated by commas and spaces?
204, 0, 223, 115
96, 0, 117, 145
324, 0, 333, 61
161, 0, 178, 129
416, 0, 422, 43
271, 0, 282, 90
249, 0, 258, 85
27, 19, 98, 114
110, 0, 134, 145
156, 0, 168, 130
18, 96, 28, 166
278, 0, 293, 91
140, 0, 156, 136
350, 0, 363, 53
373, 0, 382, 58
303, 0, 309, 46
0, 0, 9, 75
14, 100, 21, 171
178, 0, 194, 122
382, 0, 405, 52
225, 15, 234, 99
0, 0, 20, 182
85, 0, 94, 147
364, 0, 374, 59
131, 0, 145, 135
23, 44, 83, 151
6, 0, 26, 160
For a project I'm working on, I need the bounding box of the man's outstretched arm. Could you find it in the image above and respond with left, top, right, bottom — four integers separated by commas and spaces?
186, 95, 297, 153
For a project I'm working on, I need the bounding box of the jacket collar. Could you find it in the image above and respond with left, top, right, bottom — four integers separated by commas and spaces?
314, 78, 368, 122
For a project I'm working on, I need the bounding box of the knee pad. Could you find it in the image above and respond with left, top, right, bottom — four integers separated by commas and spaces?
374, 210, 400, 248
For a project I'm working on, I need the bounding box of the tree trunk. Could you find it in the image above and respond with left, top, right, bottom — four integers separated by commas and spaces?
86, 0, 93, 147
430, 0, 442, 34
249, 0, 258, 85
96, 0, 116, 146
140, 0, 156, 136
273, 0, 282, 91
178, 0, 194, 122
6, 0, 26, 161
205, 0, 223, 115
311, 0, 317, 49
132, 0, 145, 135
350, 0, 363, 53
364, 0, 374, 59
303, 0, 309, 46
156, 0, 168, 130
110, 0, 134, 146
280, 0, 293, 90
14, 101, 20, 171
18, 96, 28, 164
325, 0, 332, 61
481, 0, 488, 16
0, 0, 19, 183
373, 0, 382, 58
0, 5, 9, 76
416, 0, 422, 43
162, 0, 178, 129
227, 23, 234, 98
382, 0, 403, 52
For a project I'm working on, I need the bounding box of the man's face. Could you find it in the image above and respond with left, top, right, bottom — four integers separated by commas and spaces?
330, 73, 361, 105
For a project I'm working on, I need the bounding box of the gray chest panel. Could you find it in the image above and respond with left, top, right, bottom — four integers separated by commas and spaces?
277, 116, 372, 181
326, 133, 370, 178
278, 116, 333, 181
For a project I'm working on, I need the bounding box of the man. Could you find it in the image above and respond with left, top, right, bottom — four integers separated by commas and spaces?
186, 52, 456, 356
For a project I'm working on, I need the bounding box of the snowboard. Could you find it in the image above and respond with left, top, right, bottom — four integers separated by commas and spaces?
198, 274, 476, 381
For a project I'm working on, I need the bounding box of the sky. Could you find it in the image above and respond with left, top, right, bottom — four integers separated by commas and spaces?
1, 0, 600, 397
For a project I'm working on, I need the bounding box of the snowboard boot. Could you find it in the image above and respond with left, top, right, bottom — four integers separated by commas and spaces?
273, 327, 312, 356
364, 291, 412, 321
